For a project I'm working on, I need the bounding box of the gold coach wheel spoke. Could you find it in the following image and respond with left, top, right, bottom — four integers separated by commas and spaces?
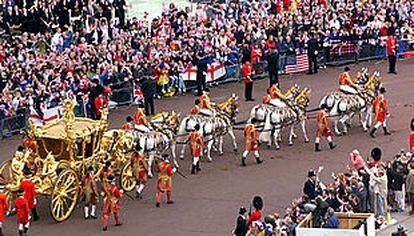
50, 168, 79, 223
120, 163, 136, 192
0, 160, 12, 185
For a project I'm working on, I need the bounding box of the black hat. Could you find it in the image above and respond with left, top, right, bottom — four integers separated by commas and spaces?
194, 99, 200, 105
252, 196, 264, 210
161, 153, 170, 161
107, 174, 115, 182
239, 207, 247, 215
308, 170, 316, 178
23, 166, 32, 177
204, 88, 210, 93
411, 118, 414, 132
371, 147, 382, 161
134, 144, 142, 152
379, 87, 386, 94
126, 116, 133, 122
320, 104, 327, 110
17, 145, 24, 152
17, 188, 24, 196
344, 66, 350, 72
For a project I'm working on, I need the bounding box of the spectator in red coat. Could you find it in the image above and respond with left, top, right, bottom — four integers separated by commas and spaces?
14, 188, 30, 236
19, 167, 38, 222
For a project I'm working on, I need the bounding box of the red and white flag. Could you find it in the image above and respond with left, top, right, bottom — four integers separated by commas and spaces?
285, 51, 309, 74
29, 106, 62, 126
180, 63, 226, 82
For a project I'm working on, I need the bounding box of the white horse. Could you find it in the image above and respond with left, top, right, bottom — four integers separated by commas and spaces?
177, 114, 237, 161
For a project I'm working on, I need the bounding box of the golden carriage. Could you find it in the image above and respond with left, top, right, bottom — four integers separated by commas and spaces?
0, 100, 136, 222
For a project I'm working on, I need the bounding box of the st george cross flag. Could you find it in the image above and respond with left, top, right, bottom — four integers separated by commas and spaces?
181, 63, 226, 82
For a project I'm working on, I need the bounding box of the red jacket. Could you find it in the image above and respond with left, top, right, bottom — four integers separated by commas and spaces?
248, 210, 262, 226
410, 132, 414, 152
20, 180, 37, 209
187, 132, 205, 157
103, 185, 122, 213
94, 96, 108, 116
386, 37, 397, 56
242, 64, 254, 83
14, 197, 30, 224
0, 192, 9, 222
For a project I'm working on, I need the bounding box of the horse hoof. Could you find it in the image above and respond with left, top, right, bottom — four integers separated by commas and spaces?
219, 152, 224, 156
305, 139, 310, 143
179, 156, 184, 160
148, 174, 153, 179
275, 147, 280, 150
233, 148, 238, 153
267, 145, 271, 149
288, 142, 293, 146
207, 159, 213, 163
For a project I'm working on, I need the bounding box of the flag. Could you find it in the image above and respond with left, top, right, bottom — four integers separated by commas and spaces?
180, 63, 226, 82
285, 51, 309, 74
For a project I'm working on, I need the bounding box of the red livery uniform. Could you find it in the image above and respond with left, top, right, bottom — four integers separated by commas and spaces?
103, 184, 122, 230
134, 109, 149, 126
0, 192, 9, 232
186, 131, 206, 174
22, 137, 36, 152
315, 109, 335, 151
200, 94, 213, 110
242, 63, 254, 83
156, 160, 176, 207
373, 94, 388, 123
14, 195, 30, 234
131, 151, 148, 197
338, 71, 353, 86
248, 209, 262, 227
241, 124, 262, 166
190, 105, 200, 115
82, 172, 98, 219
94, 96, 108, 118
121, 122, 134, 131
19, 179, 37, 220
410, 132, 414, 153
262, 95, 271, 105
99, 166, 113, 195
268, 84, 285, 100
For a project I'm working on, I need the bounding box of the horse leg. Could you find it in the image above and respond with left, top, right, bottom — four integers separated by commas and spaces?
179, 142, 186, 160
206, 138, 214, 162
219, 135, 224, 156
288, 126, 294, 146
339, 115, 349, 134
227, 128, 238, 152
301, 120, 310, 143
147, 153, 154, 178
273, 128, 280, 150
334, 118, 342, 136
170, 143, 179, 168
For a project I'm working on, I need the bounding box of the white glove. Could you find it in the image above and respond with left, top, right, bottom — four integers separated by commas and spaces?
172, 168, 177, 173
120, 189, 124, 194
34, 199, 37, 205
314, 51, 318, 55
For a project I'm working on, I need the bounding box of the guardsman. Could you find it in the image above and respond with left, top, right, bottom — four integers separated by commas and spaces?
185, 124, 206, 174
248, 196, 263, 228
131, 145, 148, 199
99, 161, 113, 196
410, 119, 414, 153
134, 106, 149, 126
190, 99, 201, 115
386, 31, 398, 74
0, 191, 9, 236
242, 119, 263, 166
102, 175, 123, 231
370, 87, 391, 138
19, 167, 38, 221
14, 188, 30, 236
83, 166, 98, 219
242, 60, 255, 101
315, 104, 336, 151
121, 116, 134, 131
156, 154, 176, 208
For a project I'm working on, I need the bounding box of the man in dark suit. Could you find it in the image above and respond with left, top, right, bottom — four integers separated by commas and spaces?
194, 48, 208, 96
303, 170, 319, 200
307, 33, 319, 74
140, 77, 157, 116
88, 78, 104, 119
233, 207, 248, 236
266, 47, 279, 86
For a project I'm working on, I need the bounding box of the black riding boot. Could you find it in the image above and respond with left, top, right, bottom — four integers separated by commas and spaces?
255, 157, 263, 164
383, 127, 391, 135
329, 142, 336, 150
0, 227, 3, 236
196, 161, 201, 172
191, 165, 196, 174
32, 207, 39, 221
370, 128, 377, 138
315, 143, 321, 152
241, 157, 246, 166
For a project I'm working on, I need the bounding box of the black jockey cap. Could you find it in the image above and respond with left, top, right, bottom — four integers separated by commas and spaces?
87, 166, 94, 172
411, 118, 414, 131
379, 87, 386, 94
250, 118, 257, 124
17, 145, 24, 152
252, 196, 264, 210
161, 153, 170, 161
194, 124, 200, 131
239, 206, 247, 215
126, 116, 133, 122
204, 88, 210, 93
195, 99, 200, 105
107, 174, 115, 182
371, 147, 382, 161
17, 188, 24, 196
320, 103, 328, 110
134, 144, 142, 153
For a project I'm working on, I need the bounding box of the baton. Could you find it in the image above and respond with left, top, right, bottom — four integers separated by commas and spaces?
175, 169, 188, 179
123, 191, 134, 200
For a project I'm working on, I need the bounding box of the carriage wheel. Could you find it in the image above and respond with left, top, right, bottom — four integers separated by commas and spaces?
50, 168, 80, 223
0, 160, 12, 185
120, 163, 136, 192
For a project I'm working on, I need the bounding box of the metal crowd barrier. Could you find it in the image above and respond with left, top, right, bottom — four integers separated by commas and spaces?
0, 113, 29, 140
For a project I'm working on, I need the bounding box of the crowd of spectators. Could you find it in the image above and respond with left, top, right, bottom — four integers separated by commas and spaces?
0, 0, 413, 127
238, 147, 414, 236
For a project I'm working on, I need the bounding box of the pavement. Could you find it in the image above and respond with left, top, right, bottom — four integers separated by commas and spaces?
0, 59, 414, 235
